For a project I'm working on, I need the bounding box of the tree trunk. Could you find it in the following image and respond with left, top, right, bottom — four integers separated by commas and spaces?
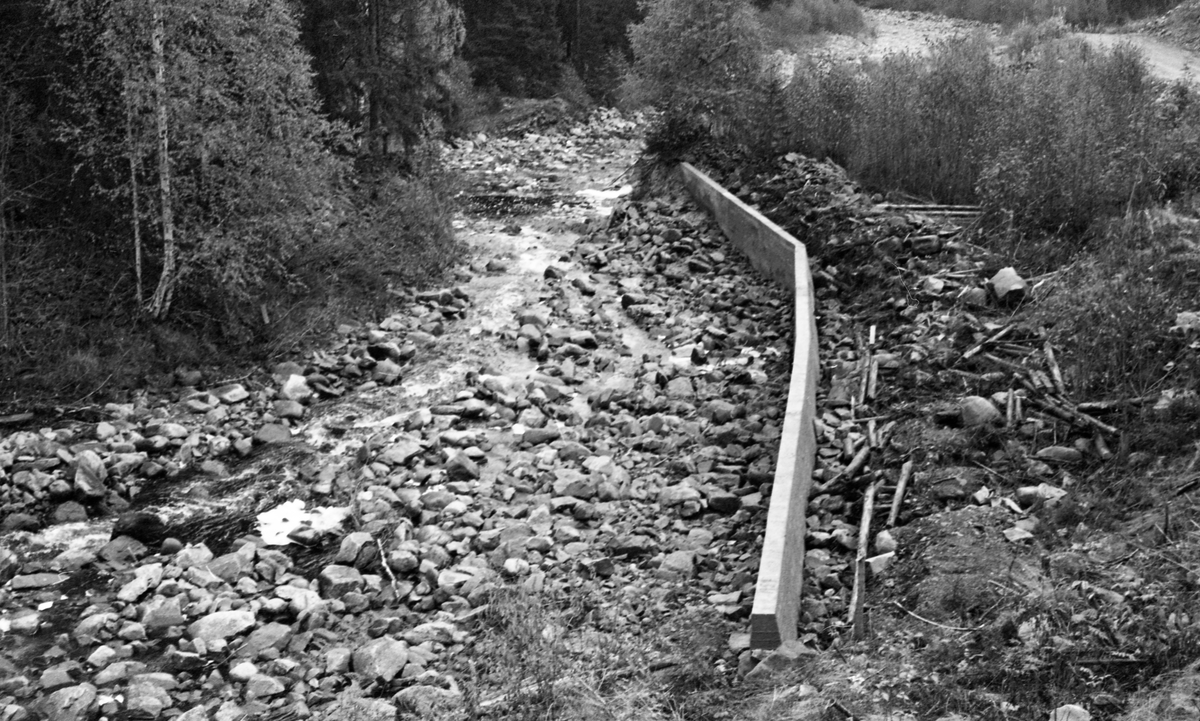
0, 194, 8, 348
148, 0, 177, 319
125, 89, 144, 308
0, 106, 11, 347
367, 0, 381, 154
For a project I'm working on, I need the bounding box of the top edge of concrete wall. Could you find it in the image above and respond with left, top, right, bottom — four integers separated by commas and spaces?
676, 162, 820, 650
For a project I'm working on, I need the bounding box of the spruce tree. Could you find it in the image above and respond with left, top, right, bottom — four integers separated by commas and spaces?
462, 0, 565, 97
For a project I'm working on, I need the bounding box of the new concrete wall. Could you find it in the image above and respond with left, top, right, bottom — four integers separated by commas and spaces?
677, 162, 819, 649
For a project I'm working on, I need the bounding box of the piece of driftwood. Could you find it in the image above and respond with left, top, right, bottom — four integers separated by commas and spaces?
1044, 341, 1067, 396
1077, 396, 1155, 414
888, 460, 913, 527
850, 482, 879, 641
842, 444, 872, 482
866, 355, 879, 401
962, 325, 1013, 360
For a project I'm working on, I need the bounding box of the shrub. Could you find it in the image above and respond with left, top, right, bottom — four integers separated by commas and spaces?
975, 39, 1161, 235
621, 0, 766, 129
858, 0, 1171, 27
717, 27, 1200, 241
1032, 211, 1200, 398
756, 0, 867, 51
848, 34, 998, 202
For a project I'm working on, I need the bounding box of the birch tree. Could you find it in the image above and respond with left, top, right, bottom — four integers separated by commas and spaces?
50, 0, 349, 324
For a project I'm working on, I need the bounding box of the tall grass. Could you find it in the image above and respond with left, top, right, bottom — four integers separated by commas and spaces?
724, 31, 1200, 238
756, 0, 867, 52
858, 0, 1175, 27
1031, 209, 1200, 398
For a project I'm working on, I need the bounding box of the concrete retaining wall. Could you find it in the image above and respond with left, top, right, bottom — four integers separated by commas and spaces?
677, 162, 819, 649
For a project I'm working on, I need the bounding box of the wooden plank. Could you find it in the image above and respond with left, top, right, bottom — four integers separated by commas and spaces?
675, 162, 820, 650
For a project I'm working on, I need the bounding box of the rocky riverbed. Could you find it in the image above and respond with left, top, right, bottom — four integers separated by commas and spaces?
0, 107, 809, 721
4, 95, 1200, 721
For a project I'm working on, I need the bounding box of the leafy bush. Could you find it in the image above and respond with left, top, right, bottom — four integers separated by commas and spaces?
975, 39, 1162, 235
718, 29, 1200, 239
621, 0, 766, 128
1032, 211, 1200, 398
850, 34, 998, 202
859, 0, 1172, 27
756, 0, 867, 51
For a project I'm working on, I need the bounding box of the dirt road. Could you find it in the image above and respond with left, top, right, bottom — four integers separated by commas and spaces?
1084, 32, 1200, 83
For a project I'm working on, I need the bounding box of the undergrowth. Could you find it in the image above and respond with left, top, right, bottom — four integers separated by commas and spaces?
0, 152, 462, 406
858, 0, 1175, 27
756, 0, 867, 52
460, 585, 744, 721
1030, 209, 1200, 400
733, 31, 1200, 238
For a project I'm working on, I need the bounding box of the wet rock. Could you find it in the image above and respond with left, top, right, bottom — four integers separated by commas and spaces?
99, 535, 148, 562
744, 640, 816, 681
707, 490, 740, 514
112, 512, 167, 546
703, 400, 738, 424
659, 550, 696, 578
244, 674, 286, 698
1049, 705, 1090, 721
117, 563, 164, 602
445, 451, 480, 481
2, 513, 41, 533
959, 396, 1001, 427
989, 267, 1027, 306
1036, 446, 1083, 464
206, 546, 255, 582
37, 683, 97, 721
659, 484, 702, 507
237, 622, 292, 658
392, 685, 463, 717
353, 637, 409, 682
334, 532, 375, 567
867, 552, 895, 574
142, 596, 187, 630
665, 377, 694, 399
273, 400, 305, 420
374, 359, 403, 384
229, 661, 258, 682
74, 449, 107, 498
317, 565, 364, 598
402, 621, 460, 646
213, 384, 250, 404
40, 665, 76, 690
609, 534, 657, 557
125, 677, 173, 716
254, 423, 292, 444
323, 696, 396, 721
10, 573, 67, 590
875, 530, 897, 554
188, 610, 256, 644
522, 427, 561, 445
380, 437, 424, 466
0, 706, 28, 721
278, 375, 313, 402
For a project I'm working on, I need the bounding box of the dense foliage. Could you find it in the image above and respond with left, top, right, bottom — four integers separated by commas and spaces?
0, 0, 466, 398
299, 0, 469, 150
459, 0, 643, 103
621, 0, 765, 127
